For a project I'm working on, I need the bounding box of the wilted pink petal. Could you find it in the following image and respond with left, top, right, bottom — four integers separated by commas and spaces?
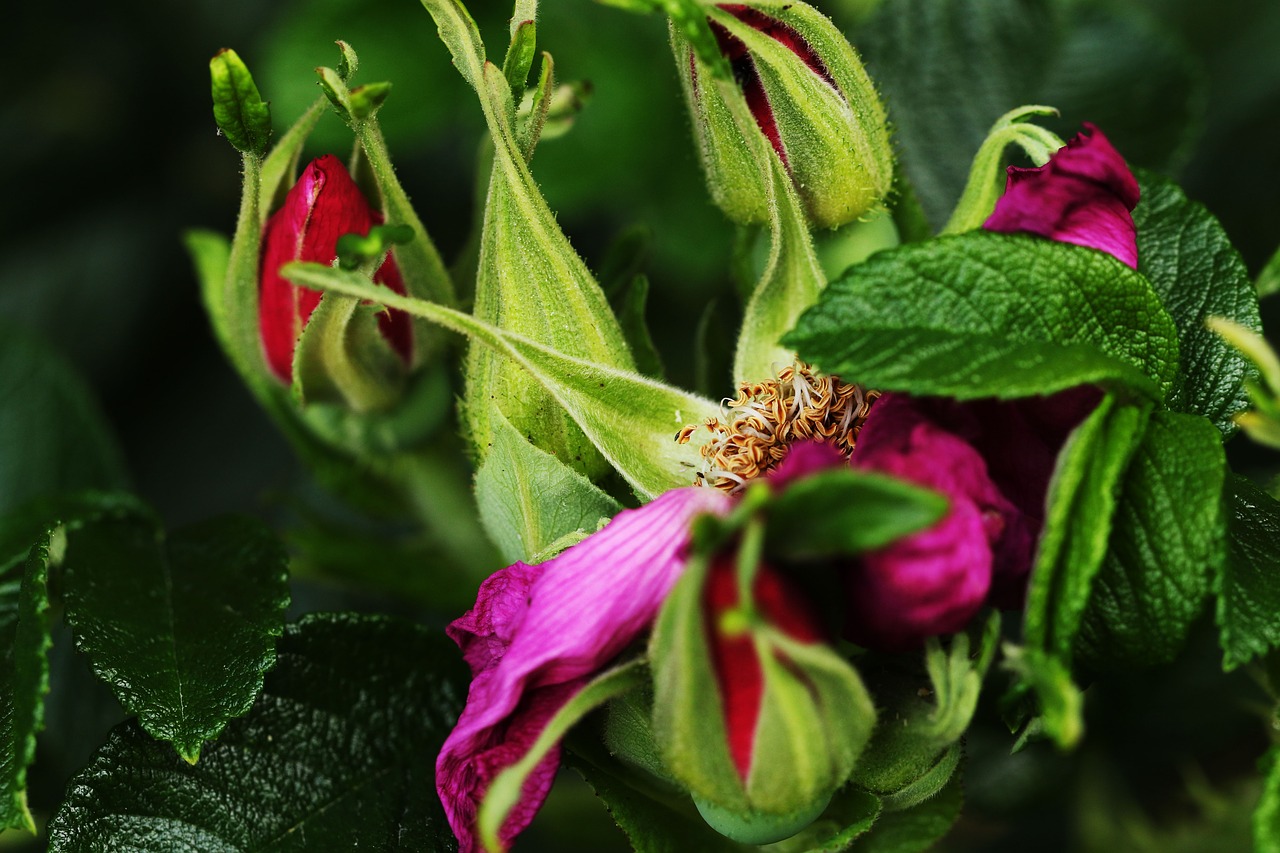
846, 394, 1018, 650
437, 486, 733, 852
984, 124, 1140, 269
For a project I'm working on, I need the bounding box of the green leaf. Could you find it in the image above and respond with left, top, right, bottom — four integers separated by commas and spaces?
860, 0, 1203, 229
285, 262, 718, 499
858, 0, 1058, 229
0, 490, 153, 575
0, 533, 53, 833
1258, 242, 1280, 299
475, 409, 622, 563
616, 275, 666, 380
847, 771, 963, 853
760, 788, 880, 853
291, 292, 406, 413
785, 232, 1179, 402
62, 515, 290, 763
1074, 411, 1226, 671
1024, 395, 1152, 663
1215, 474, 1280, 671
0, 329, 129, 516
765, 469, 947, 559
1256, 746, 1280, 853
209, 48, 272, 156
47, 613, 467, 851
1130, 171, 1262, 434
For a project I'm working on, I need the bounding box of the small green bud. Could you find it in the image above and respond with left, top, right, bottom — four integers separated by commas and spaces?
209, 48, 272, 156
675, 1, 893, 228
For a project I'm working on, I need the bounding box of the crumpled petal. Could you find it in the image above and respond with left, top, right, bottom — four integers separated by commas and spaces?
984, 124, 1140, 269
258, 154, 412, 381
846, 394, 1018, 650
436, 486, 732, 853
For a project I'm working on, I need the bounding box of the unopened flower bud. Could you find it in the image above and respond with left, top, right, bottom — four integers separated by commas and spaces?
651, 553, 875, 845
258, 154, 413, 403
675, 1, 893, 228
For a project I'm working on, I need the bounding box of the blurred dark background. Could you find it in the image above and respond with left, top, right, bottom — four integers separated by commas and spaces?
5, 0, 1280, 849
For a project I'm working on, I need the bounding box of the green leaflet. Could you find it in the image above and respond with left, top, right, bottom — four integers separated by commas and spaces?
0, 330, 130, 517
47, 614, 467, 851
1258, 242, 1280, 299
1017, 395, 1151, 747
1215, 474, 1280, 671
785, 232, 1179, 402
209, 49, 271, 157
1131, 171, 1262, 434
1024, 395, 1152, 661
0, 533, 52, 833
764, 468, 948, 560
1074, 411, 1225, 671
474, 409, 622, 563
284, 262, 718, 499
62, 515, 290, 763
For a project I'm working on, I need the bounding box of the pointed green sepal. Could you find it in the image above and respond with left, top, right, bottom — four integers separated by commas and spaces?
210, 48, 272, 157
291, 294, 406, 413
942, 105, 1064, 235
282, 263, 718, 498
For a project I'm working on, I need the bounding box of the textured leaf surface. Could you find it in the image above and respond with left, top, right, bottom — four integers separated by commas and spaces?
1024, 396, 1151, 662
1130, 172, 1262, 434
0, 331, 128, 517
62, 515, 290, 761
475, 410, 621, 563
48, 613, 467, 852
786, 232, 1178, 401
1074, 411, 1225, 670
1216, 474, 1280, 671
859, 0, 1203, 229
0, 533, 52, 832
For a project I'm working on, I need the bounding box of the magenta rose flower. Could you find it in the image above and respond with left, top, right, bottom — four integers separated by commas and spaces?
258, 154, 413, 381
436, 487, 732, 853
983, 123, 1140, 268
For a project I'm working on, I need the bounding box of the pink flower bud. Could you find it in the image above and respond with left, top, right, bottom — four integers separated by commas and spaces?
704, 557, 824, 779
258, 154, 412, 381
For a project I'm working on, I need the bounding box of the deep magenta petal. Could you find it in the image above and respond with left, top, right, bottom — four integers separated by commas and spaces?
436, 486, 733, 852
984, 124, 1140, 269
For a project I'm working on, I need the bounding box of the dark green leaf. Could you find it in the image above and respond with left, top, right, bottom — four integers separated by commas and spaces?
0, 330, 129, 517
48, 613, 466, 851
475, 410, 621, 564
62, 515, 290, 762
1215, 474, 1280, 671
847, 772, 963, 853
858, 0, 1057, 229
765, 469, 947, 559
209, 48, 272, 156
616, 276, 666, 380
1036, 10, 1204, 174
859, 0, 1204, 230
1024, 395, 1152, 663
1075, 411, 1225, 671
763, 787, 880, 853
785, 232, 1179, 402
0, 533, 53, 833
1131, 172, 1262, 434
0, 491, 152, 575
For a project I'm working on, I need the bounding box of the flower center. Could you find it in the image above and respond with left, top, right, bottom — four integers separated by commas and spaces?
677, 362, 879, 493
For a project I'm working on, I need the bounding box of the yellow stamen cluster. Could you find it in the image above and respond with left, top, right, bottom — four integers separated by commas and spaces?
676, 362, 879, 493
